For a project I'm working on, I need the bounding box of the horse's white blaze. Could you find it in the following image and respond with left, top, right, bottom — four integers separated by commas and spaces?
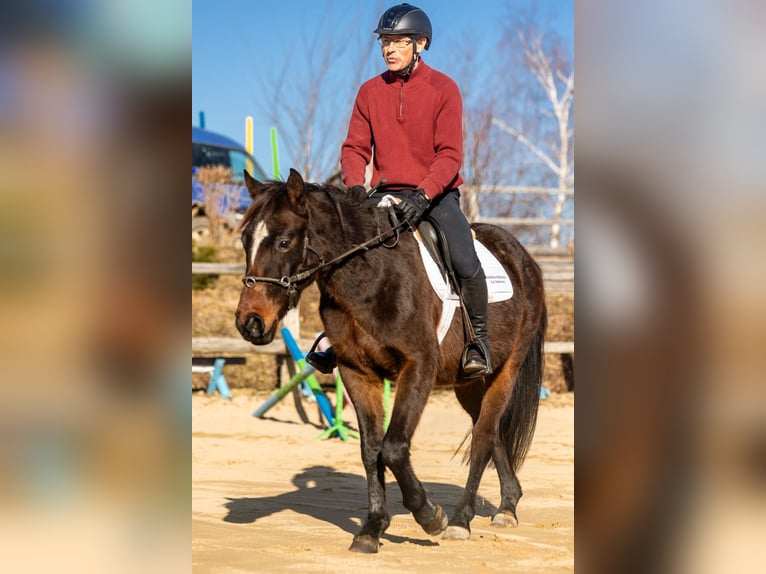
247, 221, 267, 270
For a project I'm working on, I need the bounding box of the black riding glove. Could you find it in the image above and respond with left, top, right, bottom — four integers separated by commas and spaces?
398, 188, 430, 226
348, 185, 366, 195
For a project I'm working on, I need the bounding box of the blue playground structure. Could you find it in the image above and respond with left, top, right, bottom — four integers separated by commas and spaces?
253, 328, 364, 441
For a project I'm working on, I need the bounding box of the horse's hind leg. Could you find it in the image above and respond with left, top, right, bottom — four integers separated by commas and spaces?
490, 444, 521, 527
443, 409, 497, 540
452, 386, 522, 526
444, 374, 517, 540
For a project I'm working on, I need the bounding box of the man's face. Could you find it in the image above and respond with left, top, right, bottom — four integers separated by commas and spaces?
379, 35, 424, 73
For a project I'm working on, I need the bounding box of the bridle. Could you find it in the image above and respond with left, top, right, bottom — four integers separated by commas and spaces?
242, 207, 406, 309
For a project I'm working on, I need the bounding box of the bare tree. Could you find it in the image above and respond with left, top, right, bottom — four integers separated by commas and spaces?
454, 31, 521, 224
492, 28, 574, 248
461, 105, 494, 222
248, 2, 381, 182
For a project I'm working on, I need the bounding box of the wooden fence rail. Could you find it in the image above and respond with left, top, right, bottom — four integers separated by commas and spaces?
462, 185, 574, 196
191, 336, 572, 357
191, 335, 572, 391
463, 185, 573, 249
192, 257, 573, 293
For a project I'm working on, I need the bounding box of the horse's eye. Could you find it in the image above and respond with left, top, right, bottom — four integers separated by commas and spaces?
276, 238, 292, 252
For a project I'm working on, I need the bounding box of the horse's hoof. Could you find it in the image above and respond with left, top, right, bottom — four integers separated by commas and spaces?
491, 510, 519, 528
423, 504, 448, 536
442, 525, 471, 540
349, 534, 380, 554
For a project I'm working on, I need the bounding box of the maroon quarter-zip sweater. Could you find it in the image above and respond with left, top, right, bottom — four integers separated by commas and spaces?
341, 62, 464, 201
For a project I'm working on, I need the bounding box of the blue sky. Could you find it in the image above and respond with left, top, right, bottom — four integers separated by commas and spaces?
192, 0, 573, 175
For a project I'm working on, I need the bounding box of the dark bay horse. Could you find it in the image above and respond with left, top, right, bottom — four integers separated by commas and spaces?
235, 169, 547, 553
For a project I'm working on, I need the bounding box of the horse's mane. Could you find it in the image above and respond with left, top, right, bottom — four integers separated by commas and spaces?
239, 179, 283, 230
239, 179, 370, 232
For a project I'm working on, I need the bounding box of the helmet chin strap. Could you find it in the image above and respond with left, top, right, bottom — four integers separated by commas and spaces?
395, 47, 420, 79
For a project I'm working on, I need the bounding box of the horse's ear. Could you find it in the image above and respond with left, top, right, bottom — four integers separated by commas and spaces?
243, 170, 264, 199
285, 168, 307, 215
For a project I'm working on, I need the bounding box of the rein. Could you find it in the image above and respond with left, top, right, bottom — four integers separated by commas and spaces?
242, 210, 406, 309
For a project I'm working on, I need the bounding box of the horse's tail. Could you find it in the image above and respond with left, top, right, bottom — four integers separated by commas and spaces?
501, 303, 547, 472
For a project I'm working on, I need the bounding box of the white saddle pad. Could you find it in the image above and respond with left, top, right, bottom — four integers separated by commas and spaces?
377, 195, 513, 343
416, 235, 513, 342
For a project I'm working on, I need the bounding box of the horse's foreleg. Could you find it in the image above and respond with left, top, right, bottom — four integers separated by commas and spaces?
381, 365, 448, 538
343, 376, 390, 554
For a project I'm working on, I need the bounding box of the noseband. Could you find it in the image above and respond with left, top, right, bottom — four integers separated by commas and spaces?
241, 234, 323, 309
242, 216, 405, 309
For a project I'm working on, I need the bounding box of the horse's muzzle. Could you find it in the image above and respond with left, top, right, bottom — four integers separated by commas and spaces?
236, 313, 275, 345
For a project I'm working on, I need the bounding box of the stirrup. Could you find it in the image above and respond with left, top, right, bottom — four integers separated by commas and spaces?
305, 348, 336, 374
460, 340, 492, 380
305, 332, 336, 374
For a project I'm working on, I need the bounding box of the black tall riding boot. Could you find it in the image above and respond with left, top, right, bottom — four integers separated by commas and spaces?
459, 267, 493, 379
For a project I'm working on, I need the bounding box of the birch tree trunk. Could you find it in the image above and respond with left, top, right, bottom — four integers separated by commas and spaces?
492, 29, 574, 247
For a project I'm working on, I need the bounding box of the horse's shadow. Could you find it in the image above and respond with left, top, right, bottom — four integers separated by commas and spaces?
223, 464, 498, 547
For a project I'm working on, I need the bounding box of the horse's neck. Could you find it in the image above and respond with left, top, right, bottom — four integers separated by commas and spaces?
312, 199, 382, 256
312, 203, 408, 292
